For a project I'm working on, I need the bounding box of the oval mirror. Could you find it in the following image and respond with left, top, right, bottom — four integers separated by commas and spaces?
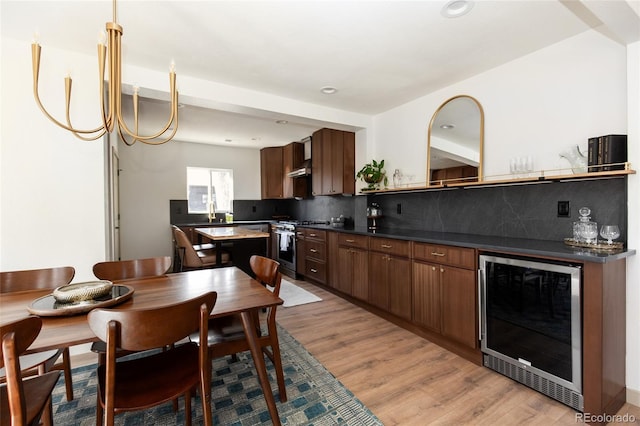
427, 95, 484, 185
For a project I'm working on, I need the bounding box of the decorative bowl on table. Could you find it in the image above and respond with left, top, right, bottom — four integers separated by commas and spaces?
52, 280, 113, 303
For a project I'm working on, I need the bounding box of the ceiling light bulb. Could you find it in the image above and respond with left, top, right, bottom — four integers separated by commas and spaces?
276, 120, 288, 125
441, 0, 474, 18
321, 86, 338, 94
440, 124, 455, 129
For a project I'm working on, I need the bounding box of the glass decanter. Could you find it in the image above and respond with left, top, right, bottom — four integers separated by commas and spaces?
573, 207, 597, 244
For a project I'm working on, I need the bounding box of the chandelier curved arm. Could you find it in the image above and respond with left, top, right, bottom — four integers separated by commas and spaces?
115, 74, 179, 143
31, 43, 109, 139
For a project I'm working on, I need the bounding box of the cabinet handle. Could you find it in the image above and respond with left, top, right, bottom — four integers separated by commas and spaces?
310, 268, 318, 273
432, 266, 436, 271
310, 233, 317, 237
431, 252, 446, 257
381, 244, 392, 249
346, 239, 355, 243
440, 268, 445, 273
310, 248, 317, 253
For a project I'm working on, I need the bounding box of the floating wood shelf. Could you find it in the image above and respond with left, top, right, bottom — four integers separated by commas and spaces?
362, 167, 636, 195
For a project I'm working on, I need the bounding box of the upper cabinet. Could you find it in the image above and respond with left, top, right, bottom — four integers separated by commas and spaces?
260, 142, 307, 199
311, 128, 355, 196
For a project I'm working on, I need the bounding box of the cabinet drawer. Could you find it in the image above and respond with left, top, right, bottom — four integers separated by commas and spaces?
338, 233, 368, 249
303, 229, 326, 242
305, 240, 326, 261
413, 243, 476, 270
305, 259, 326, 283
369, 237, 410, 257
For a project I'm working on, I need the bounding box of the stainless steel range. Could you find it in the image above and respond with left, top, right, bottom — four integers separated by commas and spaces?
272, 220, 327, 278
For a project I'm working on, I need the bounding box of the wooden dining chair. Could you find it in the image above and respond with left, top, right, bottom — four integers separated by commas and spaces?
92, 256, 172, 281
0, 267, 75, 405
88, 291, 217, 426
192, 255, 287, 402
90, 256, 174, 366
0, 316, 61, 426
172, 225, 230, 271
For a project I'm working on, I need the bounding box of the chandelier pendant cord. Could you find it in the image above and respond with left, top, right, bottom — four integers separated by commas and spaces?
31, 0, 179, 145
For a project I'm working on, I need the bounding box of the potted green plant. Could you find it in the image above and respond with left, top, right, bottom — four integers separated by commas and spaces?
356, 159, 388, 190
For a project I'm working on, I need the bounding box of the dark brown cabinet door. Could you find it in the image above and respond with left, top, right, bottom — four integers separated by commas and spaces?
351, 248, 369, 301
368, 251, 388, 310
336, 246, 354, 295
412, 261, 442, 332
441, 266, 477, 348
311, 128, 355, 196
260, 147, 283, 199
260, 142, 305, 200
388, 256, 411, 320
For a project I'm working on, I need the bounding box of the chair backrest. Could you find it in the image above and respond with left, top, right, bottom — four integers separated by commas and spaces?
92, 256, 172, 281
88, 292, 217, 352
0, 267, 75, 293
172, 225, 203, 268
250, 255, 282, 297
1, 316, 43, 423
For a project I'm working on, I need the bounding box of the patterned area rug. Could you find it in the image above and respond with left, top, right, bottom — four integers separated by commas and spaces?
51, 325, 381, 425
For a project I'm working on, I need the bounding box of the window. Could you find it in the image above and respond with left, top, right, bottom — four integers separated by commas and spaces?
187, 167, 234, 213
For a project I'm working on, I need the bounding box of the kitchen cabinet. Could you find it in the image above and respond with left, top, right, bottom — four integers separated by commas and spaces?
311, 128, 355, 196
301, 229, 327, 284
412, 243, 477, 349
336, 234, 369, 300
260, 142, 306, 199
368, 237, 411, 320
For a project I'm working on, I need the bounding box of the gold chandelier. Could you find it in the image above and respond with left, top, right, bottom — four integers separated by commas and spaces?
31, 0, 179, 145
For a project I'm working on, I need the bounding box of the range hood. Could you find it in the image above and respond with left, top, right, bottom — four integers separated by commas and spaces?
287, 136, 312, 178
287, 159, 311, 177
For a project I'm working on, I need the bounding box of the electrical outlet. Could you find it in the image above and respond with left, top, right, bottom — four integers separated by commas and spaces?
397, 203, 402, 214
557, 201, 570, 217
252, 206, 257, 213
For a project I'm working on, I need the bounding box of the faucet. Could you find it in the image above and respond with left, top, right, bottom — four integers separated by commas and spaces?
208, 201, 216, 223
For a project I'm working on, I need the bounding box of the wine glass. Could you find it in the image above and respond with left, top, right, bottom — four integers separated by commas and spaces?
600, 225, 620, 245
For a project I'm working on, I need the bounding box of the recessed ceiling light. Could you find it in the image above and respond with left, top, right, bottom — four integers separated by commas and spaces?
276, 120, 288, 125
440, 124, 455, 129
441, 0, 474, 18
224, 139, 233, 143
321, 86, 338, 94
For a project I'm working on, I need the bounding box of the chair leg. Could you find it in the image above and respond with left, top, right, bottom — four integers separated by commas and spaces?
36, 364, 54, 426
269, 340, 287, 402
62, 347, 74, 401
96, 388, 105, 426
184, 391, 192, 426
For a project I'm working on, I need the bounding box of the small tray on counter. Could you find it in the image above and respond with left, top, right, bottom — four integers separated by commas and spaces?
563, 238, 624, 252
27, 285, 134, 317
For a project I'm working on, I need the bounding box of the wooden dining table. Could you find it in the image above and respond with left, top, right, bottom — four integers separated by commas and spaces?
0, 267, 284, 425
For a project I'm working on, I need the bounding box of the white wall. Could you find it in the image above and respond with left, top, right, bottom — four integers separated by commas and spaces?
373, 30, 627, 184
372, 29, 640, 402
118, 140, 260, 260
1, 37, 106, 281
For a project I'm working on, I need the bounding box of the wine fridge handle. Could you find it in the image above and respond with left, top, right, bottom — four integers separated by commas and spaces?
478, 268, 484, 343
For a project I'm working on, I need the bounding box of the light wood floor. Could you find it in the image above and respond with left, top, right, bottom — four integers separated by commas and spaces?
276, 279, 640, 426
71, 277, 640, 425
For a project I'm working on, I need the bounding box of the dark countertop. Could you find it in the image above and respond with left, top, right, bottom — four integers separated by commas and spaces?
299, 224, 635, 264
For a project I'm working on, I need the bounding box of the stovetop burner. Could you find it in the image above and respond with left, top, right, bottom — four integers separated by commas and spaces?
278, 220, 329, 226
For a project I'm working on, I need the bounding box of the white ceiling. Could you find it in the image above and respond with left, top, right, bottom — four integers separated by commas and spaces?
2, 0, 639, 148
